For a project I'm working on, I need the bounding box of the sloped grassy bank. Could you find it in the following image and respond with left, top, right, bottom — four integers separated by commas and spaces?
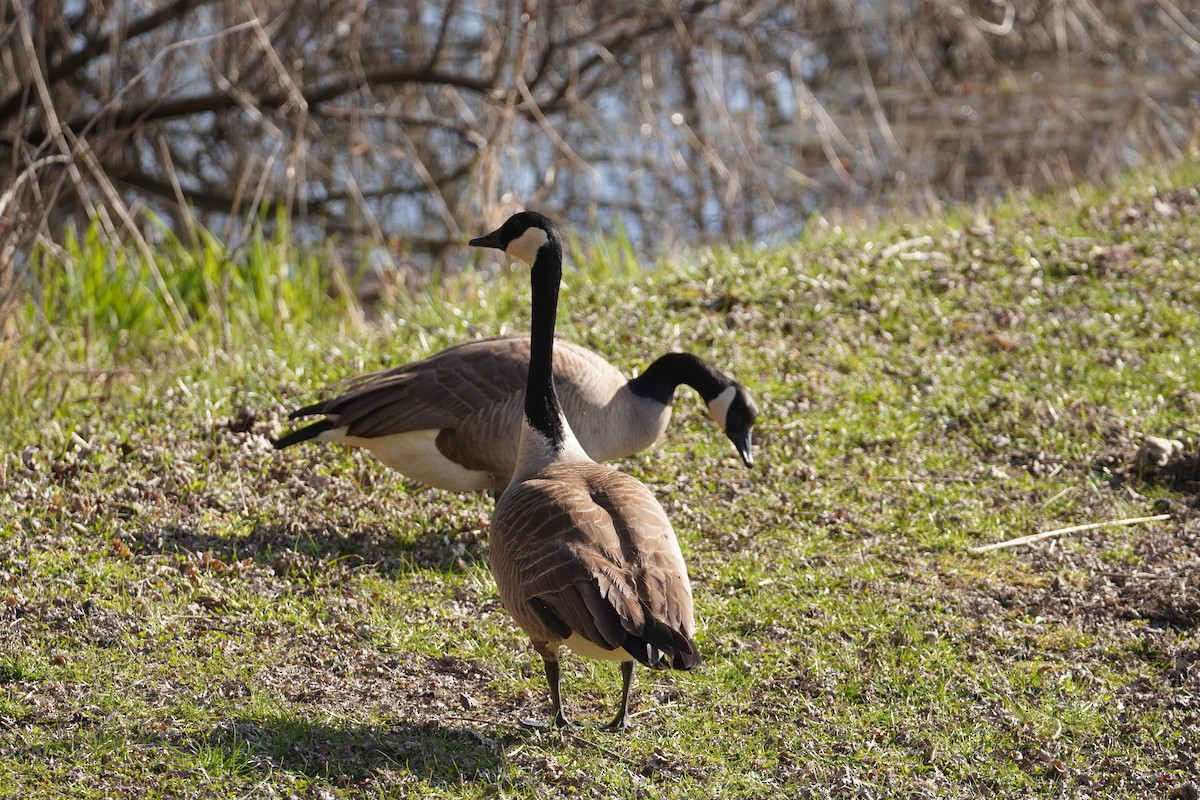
1, 160, 1198, 798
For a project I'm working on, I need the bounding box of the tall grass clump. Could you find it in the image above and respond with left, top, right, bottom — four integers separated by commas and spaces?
0, 212, 362, 439
568, 220, 645, 283
23, 213, 356, 362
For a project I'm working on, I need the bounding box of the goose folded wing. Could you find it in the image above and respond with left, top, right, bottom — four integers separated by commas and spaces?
310, 373, 458, 436
507, 483, 689, 659
298, 338, 532, 437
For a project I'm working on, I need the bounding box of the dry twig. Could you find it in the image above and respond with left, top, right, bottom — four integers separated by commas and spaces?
969, 514, 1172, 553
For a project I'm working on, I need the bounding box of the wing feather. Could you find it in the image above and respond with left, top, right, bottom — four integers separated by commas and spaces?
312, 336, 531, 437
491, 463, 699, 669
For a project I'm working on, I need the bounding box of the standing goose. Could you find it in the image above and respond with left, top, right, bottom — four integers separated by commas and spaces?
273, 338, 757, 494
471, 211, 700, 729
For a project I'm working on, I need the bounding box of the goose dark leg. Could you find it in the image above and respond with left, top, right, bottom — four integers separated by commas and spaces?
544, 659, 571, 728
606, 661, 635, 730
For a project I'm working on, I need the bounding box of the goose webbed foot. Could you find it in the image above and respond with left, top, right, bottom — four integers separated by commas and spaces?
602, 715, 629, 731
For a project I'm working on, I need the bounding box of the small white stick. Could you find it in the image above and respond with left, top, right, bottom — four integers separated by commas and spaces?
970, 514, 1171, 553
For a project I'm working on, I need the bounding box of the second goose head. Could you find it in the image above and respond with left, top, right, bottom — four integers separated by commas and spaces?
627, 353, 759, 467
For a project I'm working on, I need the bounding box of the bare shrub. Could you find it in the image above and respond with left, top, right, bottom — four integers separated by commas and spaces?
0, 0, 1196, 326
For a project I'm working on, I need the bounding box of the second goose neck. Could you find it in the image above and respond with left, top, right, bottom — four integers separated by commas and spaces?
524, 251, 567, 447
629, 352, 727, 406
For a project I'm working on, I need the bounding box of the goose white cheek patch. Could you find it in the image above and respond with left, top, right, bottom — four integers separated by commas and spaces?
706, 385, 737, 426
507, 227, 550, 266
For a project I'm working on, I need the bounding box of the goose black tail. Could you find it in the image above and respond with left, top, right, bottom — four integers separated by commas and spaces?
623, 624, 702, 671
272, 419, 334, 450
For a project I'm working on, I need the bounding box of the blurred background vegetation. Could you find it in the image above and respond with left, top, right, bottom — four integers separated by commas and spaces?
1, 0, 1198, 339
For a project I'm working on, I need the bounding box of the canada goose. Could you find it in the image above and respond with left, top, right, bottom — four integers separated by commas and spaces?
471, 211, 701, 729
273, 339, 757, 495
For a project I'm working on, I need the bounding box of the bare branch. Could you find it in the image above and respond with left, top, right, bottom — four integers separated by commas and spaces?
13, 64, 497, 146
1, 0, 1196, 278
0, 0, 218, 125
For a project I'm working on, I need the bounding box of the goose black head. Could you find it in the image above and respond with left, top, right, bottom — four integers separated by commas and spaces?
469, 211, 562, 267
707, 382, 759, 468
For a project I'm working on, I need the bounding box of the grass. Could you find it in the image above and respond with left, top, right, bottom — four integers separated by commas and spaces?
1, 158, 1199, 797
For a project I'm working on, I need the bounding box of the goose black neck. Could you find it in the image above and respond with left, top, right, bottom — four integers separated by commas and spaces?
525, 245, 567, 446
628, 352, 728, 406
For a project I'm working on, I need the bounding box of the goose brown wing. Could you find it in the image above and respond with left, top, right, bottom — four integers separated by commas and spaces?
287, 335, 631, 442
295, 336, 533, 438
491, 464, 699, 668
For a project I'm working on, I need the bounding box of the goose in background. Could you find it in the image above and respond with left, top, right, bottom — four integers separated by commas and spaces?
273, 336, 757, 494
471, 210, 701, 729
